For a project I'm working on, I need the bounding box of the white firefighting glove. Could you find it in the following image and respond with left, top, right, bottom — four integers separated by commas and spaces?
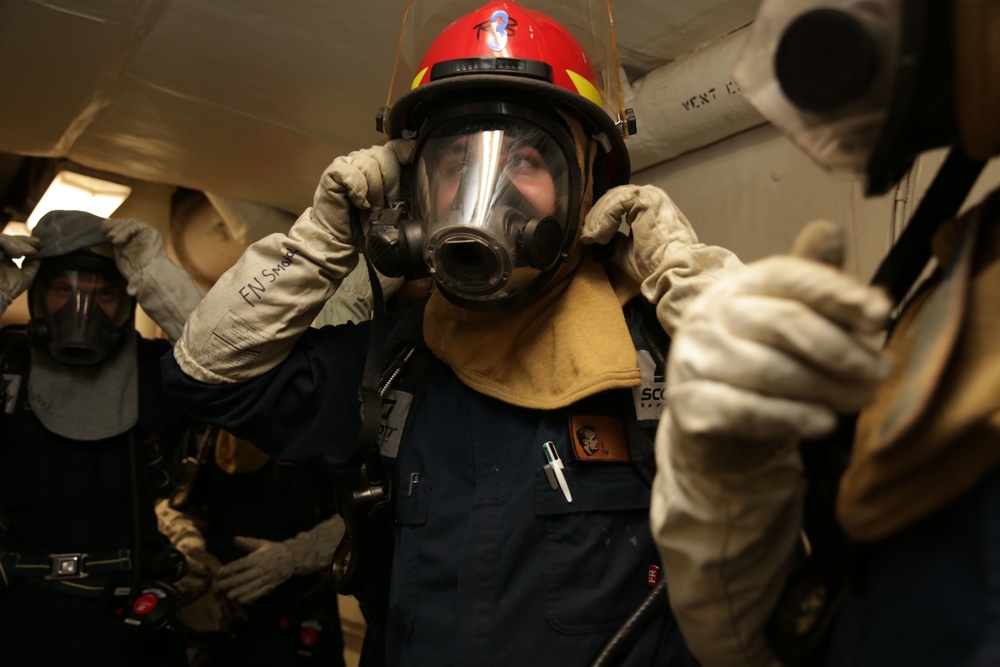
99, 219, 205, 343
666, 223, 892, 468
650, 221, 892, 667
215, 515, 346, 605
0, 234, 40, 315
173, 139, 414, 383
154, 497, 212, 596
581, 184, 744, 335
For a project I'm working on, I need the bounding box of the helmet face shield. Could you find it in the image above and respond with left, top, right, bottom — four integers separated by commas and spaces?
412, 112, 576, 305
380, 0, 632, 189
30, 259, 134, 366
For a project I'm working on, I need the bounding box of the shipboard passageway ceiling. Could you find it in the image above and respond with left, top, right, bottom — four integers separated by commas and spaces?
0, 0, 761, 215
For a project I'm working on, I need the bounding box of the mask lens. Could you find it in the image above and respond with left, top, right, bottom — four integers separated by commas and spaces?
413, 114, 574, 306
32, 267, 133, 365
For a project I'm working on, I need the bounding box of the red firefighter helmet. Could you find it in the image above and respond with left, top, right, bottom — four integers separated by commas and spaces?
380, 0, 634, 189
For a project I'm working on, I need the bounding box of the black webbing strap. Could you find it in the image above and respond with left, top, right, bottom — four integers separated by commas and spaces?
871, 146, 986, 304
349, 206, 391, 482
0, 549, 132, 599
1, 549, 132, 581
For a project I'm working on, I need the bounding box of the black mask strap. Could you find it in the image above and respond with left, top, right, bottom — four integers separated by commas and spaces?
870, 145, 986, 305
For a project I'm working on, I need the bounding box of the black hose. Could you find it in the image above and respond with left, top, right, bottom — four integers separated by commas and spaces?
590, 578, 669, 667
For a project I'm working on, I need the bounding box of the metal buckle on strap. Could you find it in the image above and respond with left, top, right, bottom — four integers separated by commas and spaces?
46, 552, 89, 580
116, 548, 133, 572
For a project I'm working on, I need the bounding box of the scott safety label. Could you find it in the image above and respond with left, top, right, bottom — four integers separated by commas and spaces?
632, 349, 665, 421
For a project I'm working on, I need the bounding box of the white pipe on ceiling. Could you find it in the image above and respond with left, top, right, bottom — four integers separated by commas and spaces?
623, 26, 768, 174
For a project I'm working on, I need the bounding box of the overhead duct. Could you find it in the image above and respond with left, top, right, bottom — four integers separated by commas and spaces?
623, 26, 767, 174
204, 191, 296, 245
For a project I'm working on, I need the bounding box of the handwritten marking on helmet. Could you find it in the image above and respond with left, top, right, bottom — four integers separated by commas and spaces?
477, 10, 514, 52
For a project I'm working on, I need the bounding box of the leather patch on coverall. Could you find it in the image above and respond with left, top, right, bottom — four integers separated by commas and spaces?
568, 414, 631, 461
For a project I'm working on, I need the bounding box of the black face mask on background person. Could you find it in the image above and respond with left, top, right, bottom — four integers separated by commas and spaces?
29, 254, 135, 366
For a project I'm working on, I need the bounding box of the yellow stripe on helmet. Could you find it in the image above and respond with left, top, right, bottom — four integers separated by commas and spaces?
411, 67, 429, 90
566, 70, 603, 107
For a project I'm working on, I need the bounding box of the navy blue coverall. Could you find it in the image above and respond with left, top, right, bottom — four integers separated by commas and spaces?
160, 312, 692, 666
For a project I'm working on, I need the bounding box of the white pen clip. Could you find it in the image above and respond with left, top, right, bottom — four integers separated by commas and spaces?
542, 441, 572, 503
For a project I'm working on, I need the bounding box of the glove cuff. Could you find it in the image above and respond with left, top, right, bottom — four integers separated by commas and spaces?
127, 255, 206, 342
643, 244, 744, 335
284, 517, 346, 576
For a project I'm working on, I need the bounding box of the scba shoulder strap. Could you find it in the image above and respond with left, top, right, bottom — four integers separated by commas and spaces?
0, 325, 31, 420
623, 297, 670, 486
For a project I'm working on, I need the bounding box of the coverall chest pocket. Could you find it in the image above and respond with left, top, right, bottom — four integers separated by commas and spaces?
391, 471, 431, 637
535, 464, 656, 635
395, 472, 430, 526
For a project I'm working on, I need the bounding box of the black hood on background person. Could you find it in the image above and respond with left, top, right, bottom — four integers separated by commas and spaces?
32, 210, 114, 260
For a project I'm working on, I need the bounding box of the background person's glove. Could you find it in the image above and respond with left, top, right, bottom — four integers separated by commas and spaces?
0, 234, 40, 315
581, 184, 744, 335
100, 218, 164, 281
172, 545, 215, 597
154, 497, 212, 596
650, 221, 892, 667
100, 218, 205, 342
173, 140, 414, 383
215, 516, 346, 605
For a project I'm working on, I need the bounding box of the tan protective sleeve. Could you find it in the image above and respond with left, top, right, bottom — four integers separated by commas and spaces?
640, 242, 745, 337
173, 206, 356, 383
650, 412, 802, 667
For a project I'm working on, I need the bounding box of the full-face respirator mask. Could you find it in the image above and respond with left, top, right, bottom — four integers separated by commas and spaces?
366, 103, 581, 310
28, 251, 135, 366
